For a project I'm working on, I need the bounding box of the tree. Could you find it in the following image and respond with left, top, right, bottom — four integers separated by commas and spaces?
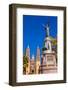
50, 36, 57, 53
50, 36, 57, 46
23, 55, 28, 74
50, 36, 57, 63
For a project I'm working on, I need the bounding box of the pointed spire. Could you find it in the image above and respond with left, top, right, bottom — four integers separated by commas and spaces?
26, 44, 30, 59
37, 46, 39, 49
32, 54, 34, 60
27, 44, 29, 48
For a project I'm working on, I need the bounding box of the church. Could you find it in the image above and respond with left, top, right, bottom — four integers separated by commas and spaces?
24, 45, 40, 75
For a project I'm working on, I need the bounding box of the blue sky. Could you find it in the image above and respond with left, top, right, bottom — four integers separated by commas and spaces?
23, 15, 57, 58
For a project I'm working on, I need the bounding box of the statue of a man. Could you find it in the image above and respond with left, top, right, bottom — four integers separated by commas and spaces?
43, 24, 50, 37
43, 24, 52, 51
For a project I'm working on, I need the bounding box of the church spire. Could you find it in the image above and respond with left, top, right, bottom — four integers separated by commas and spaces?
27, 44, 29, 48
32, 54, 34, 60
26, 45, 30, 59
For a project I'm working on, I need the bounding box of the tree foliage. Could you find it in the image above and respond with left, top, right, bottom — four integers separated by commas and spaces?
23, 55, 28, 68
50, 36, 57, 46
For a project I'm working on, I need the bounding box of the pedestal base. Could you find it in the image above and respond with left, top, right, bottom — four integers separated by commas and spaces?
39, 52, 57, 74
39, 65, 57, 74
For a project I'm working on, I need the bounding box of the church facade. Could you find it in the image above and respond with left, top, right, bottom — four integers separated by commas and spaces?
24, 46, 40, 75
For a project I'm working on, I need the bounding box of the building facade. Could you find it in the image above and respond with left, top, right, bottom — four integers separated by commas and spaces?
24, 46, 40, 75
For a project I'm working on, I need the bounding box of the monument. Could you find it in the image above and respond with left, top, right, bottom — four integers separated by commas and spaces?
39, 24, 57, 74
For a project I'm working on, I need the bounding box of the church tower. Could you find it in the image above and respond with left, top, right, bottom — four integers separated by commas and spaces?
35, 46, 40, 74
26, 45, 30, 74
26, 45, 30, 59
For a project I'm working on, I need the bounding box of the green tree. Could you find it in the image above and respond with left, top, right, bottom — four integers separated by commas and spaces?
23, 55, 28, 74
50, 36, 57, 46
50, 36, 57, 53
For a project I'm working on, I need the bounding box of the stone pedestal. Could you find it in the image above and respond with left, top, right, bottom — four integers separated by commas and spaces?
40, 51, 57, 74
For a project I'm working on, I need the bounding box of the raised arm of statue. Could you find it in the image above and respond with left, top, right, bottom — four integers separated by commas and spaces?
43, 24, 49, 37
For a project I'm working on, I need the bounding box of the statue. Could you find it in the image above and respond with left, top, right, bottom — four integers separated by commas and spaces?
43, 24, 52, 51
43, 24, 50, 37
